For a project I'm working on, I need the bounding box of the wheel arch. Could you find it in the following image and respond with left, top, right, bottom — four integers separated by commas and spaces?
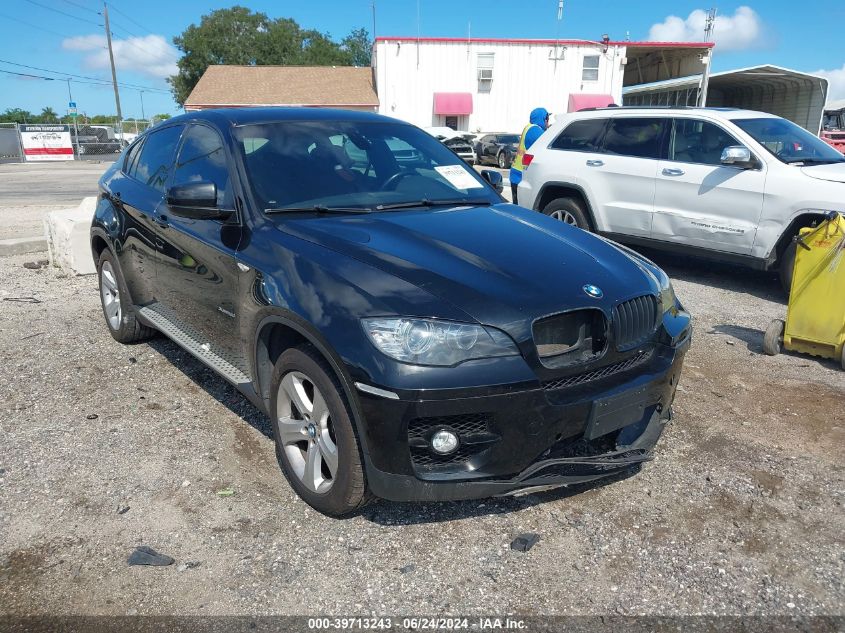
253, 311, 372, 460
534, 182, 598, 231
767, 212, 829, 269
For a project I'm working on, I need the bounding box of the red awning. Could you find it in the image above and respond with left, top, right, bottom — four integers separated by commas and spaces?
433, 92, 473, 115
568, 93, 615, 112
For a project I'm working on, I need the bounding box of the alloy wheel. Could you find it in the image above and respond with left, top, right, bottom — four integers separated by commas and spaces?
276, 371, 338, 493
100, 260, 122, 330
498, 153, 507, 168
550, 210, 579, 226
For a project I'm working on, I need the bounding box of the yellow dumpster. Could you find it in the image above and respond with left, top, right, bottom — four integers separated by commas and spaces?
764, 212, 845, 369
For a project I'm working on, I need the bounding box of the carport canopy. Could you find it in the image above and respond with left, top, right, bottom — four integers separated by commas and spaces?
623, 65, 829, 133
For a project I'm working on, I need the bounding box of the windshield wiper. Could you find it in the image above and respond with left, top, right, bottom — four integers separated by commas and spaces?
785, 158, 845, 165
265, 205, 373, 215
375, 198, 492, 211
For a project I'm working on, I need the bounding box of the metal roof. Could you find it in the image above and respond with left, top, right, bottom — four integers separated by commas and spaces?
623, 65, 829, 133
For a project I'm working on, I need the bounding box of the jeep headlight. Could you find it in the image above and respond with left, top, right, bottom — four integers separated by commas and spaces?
362, 317, 518, 366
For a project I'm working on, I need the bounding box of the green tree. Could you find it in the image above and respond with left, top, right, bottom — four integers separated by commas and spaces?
168, 6, 370, 105
341, 28, 372, 67
39, 107, 58, 123
0, 108, 34, 123
151, 113, 171, 121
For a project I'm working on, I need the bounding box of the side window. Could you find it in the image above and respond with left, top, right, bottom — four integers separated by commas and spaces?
173, 125, 233, 208
133, 125, 183, 192
582, 55, 600, 81
602, 118, 666, 159
124, 139, 144, 176
671, 119, 741, 165
550, 118, 607, 152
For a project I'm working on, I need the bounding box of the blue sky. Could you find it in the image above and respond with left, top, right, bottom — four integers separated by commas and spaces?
0, 1, 842, 118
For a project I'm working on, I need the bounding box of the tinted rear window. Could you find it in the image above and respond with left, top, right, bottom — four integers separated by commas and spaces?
602, 118, 666, 159
550, 119, 607, 152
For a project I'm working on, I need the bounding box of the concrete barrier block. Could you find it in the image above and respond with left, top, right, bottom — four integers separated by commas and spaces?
0, 236, 48, 257
44, 196, 98, 275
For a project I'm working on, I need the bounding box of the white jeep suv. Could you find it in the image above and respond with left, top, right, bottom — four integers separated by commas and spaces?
517, 107, 845, 291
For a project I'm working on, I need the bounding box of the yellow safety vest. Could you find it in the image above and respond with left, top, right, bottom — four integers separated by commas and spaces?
511, 123, 538, 173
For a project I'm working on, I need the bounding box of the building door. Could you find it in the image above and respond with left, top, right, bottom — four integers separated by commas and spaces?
445, 116, 458, 130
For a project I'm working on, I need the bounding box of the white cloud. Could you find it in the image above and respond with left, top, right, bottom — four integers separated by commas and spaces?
816, 63, 845, 102
648, 6, 765, 52
62, 33, 178, 79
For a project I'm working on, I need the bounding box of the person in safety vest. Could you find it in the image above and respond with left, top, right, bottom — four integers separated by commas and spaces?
509, 107, 550, 205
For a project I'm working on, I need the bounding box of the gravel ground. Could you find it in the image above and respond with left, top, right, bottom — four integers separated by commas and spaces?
0, 249, 842, 617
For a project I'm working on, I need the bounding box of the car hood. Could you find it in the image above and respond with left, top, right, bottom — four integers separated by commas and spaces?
800, 163, 845, 183
276, 204, 656, 339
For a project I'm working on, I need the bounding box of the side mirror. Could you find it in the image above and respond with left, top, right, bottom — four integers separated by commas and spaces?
720, 145, 756, 169
480, 169, 504, 194
166, 182, 231, 220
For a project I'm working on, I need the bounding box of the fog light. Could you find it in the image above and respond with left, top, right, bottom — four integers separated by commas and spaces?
430, 429, 459, 455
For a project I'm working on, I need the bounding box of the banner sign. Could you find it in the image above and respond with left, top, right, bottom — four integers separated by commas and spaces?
19, 124, 74, 162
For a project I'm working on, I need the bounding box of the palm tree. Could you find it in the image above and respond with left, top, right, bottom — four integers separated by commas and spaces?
39, 107, 58, 123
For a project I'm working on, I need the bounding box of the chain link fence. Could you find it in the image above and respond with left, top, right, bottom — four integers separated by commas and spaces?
0, 122, 23, 163
0, 119, 164, 163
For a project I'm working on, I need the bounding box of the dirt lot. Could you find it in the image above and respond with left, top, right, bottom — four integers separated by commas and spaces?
0, 247, 843, 617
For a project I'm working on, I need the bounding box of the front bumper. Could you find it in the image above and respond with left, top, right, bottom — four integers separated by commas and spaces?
356, 335, 690, 502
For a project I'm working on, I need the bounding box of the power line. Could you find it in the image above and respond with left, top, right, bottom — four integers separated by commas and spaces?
60, 0, 100, 14
0, 59, 171, 93
106, 3, 156, 37
0, 12, 74, 39
23, 0, 102, 27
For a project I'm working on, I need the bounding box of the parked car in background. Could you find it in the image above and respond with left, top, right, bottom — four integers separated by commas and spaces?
424, 127, 476, 164
518, 107, 845, 292
475, 133, 520, 169
91, 108, 689, 516
72, 125, 122, 155
821, 101, 845, 154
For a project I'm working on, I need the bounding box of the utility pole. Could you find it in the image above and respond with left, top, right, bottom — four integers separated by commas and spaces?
139, 90, 145, 121
699, 7, 716, 107
66, 78, 79, 155
371, 1, 376, 39
102, 2, 123, 139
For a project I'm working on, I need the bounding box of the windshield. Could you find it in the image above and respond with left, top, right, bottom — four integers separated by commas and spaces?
234, 120, 497, 211
732, 117, 845, 164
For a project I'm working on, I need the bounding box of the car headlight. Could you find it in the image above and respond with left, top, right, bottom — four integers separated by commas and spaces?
653, 268, 678, 313
362, 317, 519, 366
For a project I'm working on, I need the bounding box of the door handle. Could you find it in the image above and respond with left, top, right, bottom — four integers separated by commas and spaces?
662, 168, 685, 176
586, 159, 604, 167
154, 214, 169, 228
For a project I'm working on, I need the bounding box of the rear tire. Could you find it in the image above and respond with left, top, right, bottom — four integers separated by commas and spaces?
542, 197, 591, 230
270, 346, 370, 517
497, 152, 510, 169
763, 319, 784, 356
97, 249, 155, 344
779, 241, 796, 295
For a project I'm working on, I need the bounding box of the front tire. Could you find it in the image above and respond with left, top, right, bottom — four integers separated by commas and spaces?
779, 241, 796, 295
270, 346, 369, 516
542, 197, 591, 230
497, 152, 510, 169
97, 249, 155, 344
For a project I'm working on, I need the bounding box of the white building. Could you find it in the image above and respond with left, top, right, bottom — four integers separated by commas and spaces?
372, 36, 712, 132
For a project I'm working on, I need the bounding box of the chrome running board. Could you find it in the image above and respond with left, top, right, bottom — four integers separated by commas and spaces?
138, 303, 251, 386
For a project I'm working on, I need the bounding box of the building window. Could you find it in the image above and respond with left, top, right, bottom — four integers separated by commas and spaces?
477, 53, 494, 92
582, 55, 600, 81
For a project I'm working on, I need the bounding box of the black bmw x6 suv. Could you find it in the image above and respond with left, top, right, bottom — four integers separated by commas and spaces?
91, 108, 691, 516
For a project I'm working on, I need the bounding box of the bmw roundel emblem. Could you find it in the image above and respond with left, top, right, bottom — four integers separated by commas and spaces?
583, 284, 603, 299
